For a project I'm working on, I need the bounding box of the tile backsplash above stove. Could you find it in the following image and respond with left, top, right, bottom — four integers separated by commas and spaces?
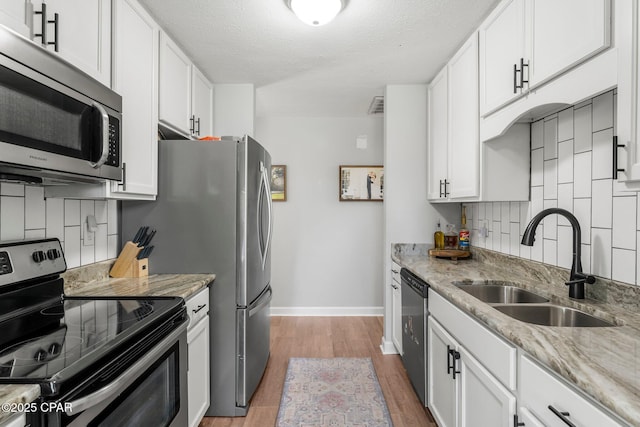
467, 90, 640, 287
0, 183, 118, 268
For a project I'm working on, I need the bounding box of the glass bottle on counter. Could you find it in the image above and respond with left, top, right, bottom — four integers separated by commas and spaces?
459, 207, 470, 251
434, 221, 445, 250
444, 224, 458, 250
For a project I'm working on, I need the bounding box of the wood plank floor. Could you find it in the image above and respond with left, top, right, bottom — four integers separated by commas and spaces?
199, 316, 436, 427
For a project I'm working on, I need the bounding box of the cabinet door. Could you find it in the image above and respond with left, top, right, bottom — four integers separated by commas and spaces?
427, 67, 448, 200
527, 0, 611, 89
428, 317, 457, 427
391, 281, 402, 354
188, 317, 210, 427
159, 32, 192, 136
191, 66, 213, 138
0, 1, 31, 37
478, 0, 526, 116
458, 348, 515, 427
34, 0, 111, 86
517, 407, 545, 427
110, 0, 159, 198
447, 32, 479, 200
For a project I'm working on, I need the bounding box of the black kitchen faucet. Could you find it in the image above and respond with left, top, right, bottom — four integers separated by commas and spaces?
521, 208, 596, 299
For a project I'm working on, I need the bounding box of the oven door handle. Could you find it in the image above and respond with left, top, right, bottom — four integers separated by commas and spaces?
89, 101, 110, 169
65, 321, 187, 415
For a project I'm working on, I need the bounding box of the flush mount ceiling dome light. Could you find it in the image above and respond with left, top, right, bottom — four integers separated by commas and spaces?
286, 0, 347, 26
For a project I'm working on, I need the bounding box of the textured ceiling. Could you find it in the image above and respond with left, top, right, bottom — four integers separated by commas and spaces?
138, 0, 499, 117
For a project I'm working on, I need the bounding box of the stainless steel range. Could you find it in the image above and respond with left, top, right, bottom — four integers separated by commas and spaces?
0, 239, 188, 427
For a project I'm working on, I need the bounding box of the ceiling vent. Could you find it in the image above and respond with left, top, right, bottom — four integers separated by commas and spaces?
367, 96, 384, 115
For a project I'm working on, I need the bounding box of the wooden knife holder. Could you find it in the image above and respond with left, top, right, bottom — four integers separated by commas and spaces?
110, 241, 149, 278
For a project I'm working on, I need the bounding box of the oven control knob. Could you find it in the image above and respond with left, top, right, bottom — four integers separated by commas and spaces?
32, 251, 46, 263
34, 349, 48, 362
47, 249, 60, 260
48, 343, 61, 356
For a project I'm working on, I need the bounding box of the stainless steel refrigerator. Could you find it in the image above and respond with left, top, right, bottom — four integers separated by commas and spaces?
121, 136, 273, 416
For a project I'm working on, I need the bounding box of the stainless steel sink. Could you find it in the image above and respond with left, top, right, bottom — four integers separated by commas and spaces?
454, 282, 549, 304
494, 304, 615, 327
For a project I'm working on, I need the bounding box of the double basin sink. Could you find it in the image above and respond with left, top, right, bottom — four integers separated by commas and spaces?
453, 281, 616, 327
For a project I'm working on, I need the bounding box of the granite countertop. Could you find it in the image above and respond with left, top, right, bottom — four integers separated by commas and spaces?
392, 244, 640, 426
0, 261, 215, 423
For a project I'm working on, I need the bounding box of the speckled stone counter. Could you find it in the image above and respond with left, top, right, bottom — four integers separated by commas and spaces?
392, 244, 640, 426
0, 260, 215, 423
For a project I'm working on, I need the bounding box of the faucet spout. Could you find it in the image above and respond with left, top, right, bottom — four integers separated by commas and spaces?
521, 208, 595, 299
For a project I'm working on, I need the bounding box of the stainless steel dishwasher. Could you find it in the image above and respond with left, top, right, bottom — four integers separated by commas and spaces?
400, 268, 429, 407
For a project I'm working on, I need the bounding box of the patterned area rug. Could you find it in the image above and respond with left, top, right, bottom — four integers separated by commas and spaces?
276, 357, 393, 427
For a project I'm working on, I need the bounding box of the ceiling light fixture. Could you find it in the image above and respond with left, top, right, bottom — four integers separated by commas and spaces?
285, 0, 347, 26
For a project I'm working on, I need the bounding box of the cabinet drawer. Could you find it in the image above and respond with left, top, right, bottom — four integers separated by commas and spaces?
429, 289, 516, 390
391, 262, 401, 284
186, 287, 209, 328
519, 355, 624, 427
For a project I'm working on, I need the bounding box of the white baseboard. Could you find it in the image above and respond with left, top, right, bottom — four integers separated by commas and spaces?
380, 337, 399, 355
270, 306, 384, 317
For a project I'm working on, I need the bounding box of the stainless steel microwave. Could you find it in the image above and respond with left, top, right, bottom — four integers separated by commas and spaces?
0, 25, 122, 185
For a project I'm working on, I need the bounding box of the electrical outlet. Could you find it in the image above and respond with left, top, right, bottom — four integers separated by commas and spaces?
83, 215, 96, 246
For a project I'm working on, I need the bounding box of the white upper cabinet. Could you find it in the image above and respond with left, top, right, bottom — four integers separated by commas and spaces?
159, 32, 192, 136
428, 33, 480, 202
479, 0, 611, 118
479, 0, 526, 116
427, 67, 449, 200
159, 33, 213, 138
31, 0, 112, 86
447, 33, 480, 200
191, 66, 214, 138
527, 0, 611, 89
0, 1, 32, 37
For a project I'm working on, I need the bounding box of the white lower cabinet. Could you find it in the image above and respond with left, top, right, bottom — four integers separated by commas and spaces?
186, 288, 210, 427
519, 354, 625, 427
428, 316, 515, 427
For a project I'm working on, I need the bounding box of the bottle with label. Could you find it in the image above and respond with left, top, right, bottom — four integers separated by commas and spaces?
459, 206, 470, 251
444, 224, 458, 250
434, 222, 445, 250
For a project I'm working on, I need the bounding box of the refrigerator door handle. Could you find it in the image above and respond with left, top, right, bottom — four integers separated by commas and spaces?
258, 161, 273, 270
249, 286, 272, 317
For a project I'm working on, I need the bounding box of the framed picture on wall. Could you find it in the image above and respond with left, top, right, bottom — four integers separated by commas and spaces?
271, 165, 287, 201
339, 165, 384, 201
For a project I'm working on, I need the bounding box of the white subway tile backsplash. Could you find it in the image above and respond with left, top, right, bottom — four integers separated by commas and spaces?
531, 148, 544, 187
591, 228, 612, 279
1, 183, 24, 197
557, 140, 574, 184
107, 200, 118, 235
612, 248, 635, 284
1, 197, 24, 241
573, 198, 592, 243
64, 200, 81, 226
81, 241, 95, 265
95, 200, 108, 224
509, 222, 520, 256
510, 202, 520, 223
492, 221, 501, 251
501, 202, 510, 232
592, 128, 614, 180
544, 159, 558, 199
25, 229, 46, 239
531, 187, 544, 223
543, 199, 558, 240
519, 243, 531, 260
108, 235, 119, 259
531, 120, 544, 149
581, 244, 591, 274
558, 108, 574, 142
544, 118, 558, 160
531, 226, 544, 262
520, 201, 531, 233
612, 196, 637, 250
557, 183, 573, 227
592, 91, 614, 132
591, 180, 613, 228
64, 226, 81, 269
574, 104, 592, 153
543, 239, 557, 266
25, 187, 45, 230
46, 198, 65, 241
501, 233, 510, 255
574, 152, 592, 198
557, 225, 573, 269
80, 200, 95, 246
95, 224, 108, 262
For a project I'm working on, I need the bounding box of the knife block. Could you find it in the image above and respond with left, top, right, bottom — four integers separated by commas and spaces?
110, 241, 149, 278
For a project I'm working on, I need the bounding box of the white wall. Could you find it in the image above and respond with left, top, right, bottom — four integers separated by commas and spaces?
255, 116, 384, 315
382, 85, 459, 352
0, 183, 119, 268
213, 84, 255, 137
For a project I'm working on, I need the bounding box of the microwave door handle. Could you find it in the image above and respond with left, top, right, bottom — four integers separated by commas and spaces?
64, 321, 186, 415
90, 101, 110, 169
